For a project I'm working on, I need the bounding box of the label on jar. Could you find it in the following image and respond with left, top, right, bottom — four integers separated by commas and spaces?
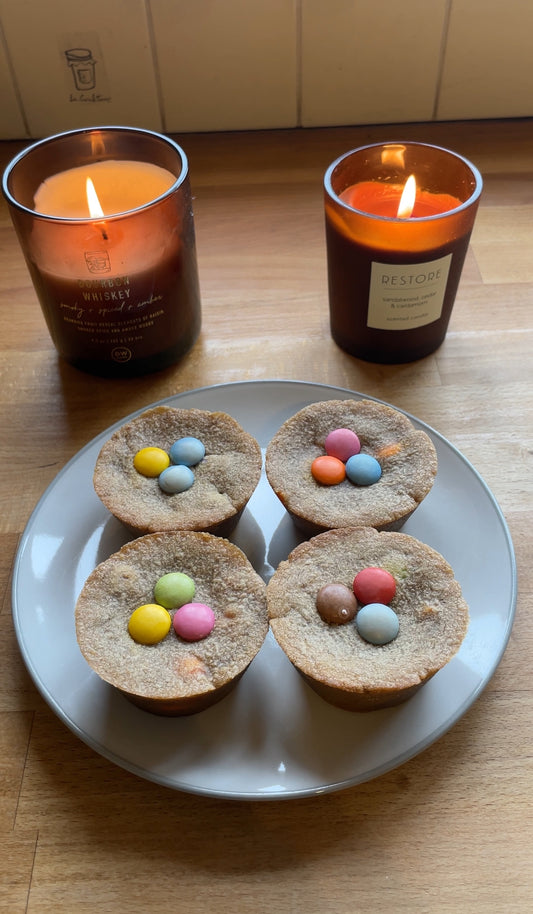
367, 253, 452, 330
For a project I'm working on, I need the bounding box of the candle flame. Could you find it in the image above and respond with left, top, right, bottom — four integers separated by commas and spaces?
86, 177, 105, 218
397, 174, 416, 219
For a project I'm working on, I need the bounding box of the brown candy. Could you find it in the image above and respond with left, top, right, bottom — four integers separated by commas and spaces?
316, 582, 358, 625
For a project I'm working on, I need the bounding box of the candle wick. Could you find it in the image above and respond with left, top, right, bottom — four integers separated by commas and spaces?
100, 226, 108, 242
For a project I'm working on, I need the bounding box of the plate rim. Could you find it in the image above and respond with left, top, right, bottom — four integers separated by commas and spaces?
11, 379, 518, 800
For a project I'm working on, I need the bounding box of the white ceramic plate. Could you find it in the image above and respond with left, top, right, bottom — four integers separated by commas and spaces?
12, 381, 516, 800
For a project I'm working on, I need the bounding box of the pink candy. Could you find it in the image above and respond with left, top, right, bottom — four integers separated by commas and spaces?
172, 602, 215, 641
325, 428, 361, 463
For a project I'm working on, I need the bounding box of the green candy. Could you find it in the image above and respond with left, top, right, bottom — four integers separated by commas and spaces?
154, 572, 195, 609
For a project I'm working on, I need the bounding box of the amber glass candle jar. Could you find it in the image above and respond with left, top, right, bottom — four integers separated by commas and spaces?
324, 142, 482, 363
2, 126, 201, 377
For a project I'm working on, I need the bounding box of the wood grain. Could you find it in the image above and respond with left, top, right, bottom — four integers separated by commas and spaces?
1, 119, 531, 913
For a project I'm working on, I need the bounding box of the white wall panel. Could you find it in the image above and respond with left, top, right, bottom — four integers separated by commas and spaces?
151, 0, 298, 133
301, 0, 448, 127
0, 1, 531, 138
0, 0, 162, 138
437, 0, 533, 120
0, 22, 27, 139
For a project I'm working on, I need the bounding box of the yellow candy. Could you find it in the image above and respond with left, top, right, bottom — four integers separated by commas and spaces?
133, 447, 170, 477
128, 604, 172, 645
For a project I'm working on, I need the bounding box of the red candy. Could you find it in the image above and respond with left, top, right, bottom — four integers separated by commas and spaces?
353, 567, 396, 605
311, 455, 346, 485
325, 428, 361, 462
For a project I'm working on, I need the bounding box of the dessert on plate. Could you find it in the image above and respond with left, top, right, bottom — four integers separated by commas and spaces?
266, 526, 469, 711
93, 405, 262, 536
75, 530, 268, 715
265, 398, 437, 534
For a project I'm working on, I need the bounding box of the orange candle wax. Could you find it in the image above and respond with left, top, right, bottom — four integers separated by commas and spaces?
33, 160, 176, 217
341, 180, 462, 219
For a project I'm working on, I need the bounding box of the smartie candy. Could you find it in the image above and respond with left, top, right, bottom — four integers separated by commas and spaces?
128, 571, 215, 645
316, 582, 358, 624
133, 436, 205, 493
311, 427, 382, 487
316, 566, 399, 645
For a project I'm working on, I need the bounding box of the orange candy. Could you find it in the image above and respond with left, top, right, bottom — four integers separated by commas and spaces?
311, 455, 346, 485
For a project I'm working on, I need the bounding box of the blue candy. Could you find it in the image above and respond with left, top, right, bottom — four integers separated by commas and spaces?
158, 464, 195, 493
345, 453, 382, 486
356, 603, 399, 645
169, 436, 205, 467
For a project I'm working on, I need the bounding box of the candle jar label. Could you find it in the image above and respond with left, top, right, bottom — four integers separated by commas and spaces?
367, 253, 452, 331
26, 241, 200, 377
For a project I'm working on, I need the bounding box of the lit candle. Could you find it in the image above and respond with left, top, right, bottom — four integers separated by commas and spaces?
2, 128, 201, 377
324, 142, 483, 363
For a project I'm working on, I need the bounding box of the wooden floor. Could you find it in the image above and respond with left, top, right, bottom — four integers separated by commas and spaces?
0, 118, 532, 913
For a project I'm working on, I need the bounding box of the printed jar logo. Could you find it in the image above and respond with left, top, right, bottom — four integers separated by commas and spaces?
112, 347, 132, 363
65, 48, 96, 90
62, 34, 111, 104
85, 250, 111, 274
